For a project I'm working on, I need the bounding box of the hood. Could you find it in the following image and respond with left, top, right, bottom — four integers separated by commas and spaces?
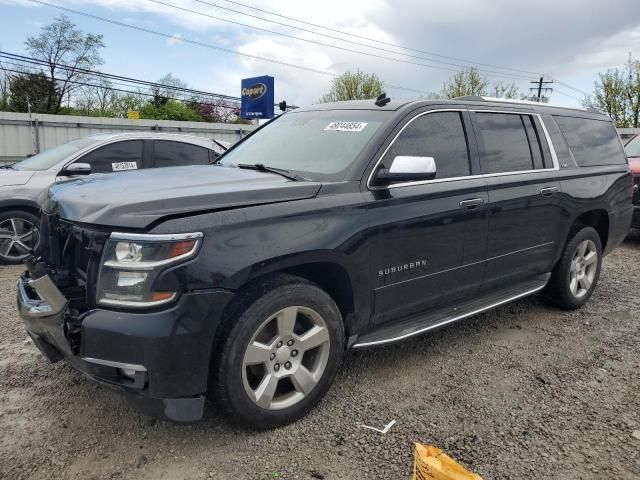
0, 169, 35, 186
44, 165, 322, 229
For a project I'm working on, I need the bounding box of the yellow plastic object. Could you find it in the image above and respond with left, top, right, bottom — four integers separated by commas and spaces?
413, 443, 483, 480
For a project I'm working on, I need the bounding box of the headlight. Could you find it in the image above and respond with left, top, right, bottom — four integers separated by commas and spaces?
97, 232, 203, 308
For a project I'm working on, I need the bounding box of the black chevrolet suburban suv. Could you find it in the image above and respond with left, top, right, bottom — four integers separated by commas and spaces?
16, 97, 632, 428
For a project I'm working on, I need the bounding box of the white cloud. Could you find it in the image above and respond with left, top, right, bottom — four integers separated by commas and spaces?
166, 33, 183, 47
8, 0, 640, 105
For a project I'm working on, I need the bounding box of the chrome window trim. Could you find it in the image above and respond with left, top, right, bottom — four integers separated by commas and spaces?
366, 108, 560, 191
110, 232, 203, 242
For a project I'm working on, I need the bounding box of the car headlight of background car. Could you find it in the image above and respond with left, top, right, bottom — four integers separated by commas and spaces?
96, 232, 203, 308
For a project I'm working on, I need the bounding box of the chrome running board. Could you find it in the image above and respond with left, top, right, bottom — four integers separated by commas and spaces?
352, 274, 550, 349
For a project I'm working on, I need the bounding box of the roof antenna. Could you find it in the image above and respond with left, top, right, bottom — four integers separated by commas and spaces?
375, 93, 390, 107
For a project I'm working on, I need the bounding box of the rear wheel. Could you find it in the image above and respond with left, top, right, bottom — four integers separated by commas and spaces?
542, 226, 602, 309
0, 210, 40, 265
214, 275, 344, 429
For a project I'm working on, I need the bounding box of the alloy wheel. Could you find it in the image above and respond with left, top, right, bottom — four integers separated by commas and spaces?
241, 306, 331, 410
569, 239, 598, 298
0, 218, 39, 262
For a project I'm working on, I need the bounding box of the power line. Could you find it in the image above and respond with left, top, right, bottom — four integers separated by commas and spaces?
553, 89, 585, 103
149, 0, 533, 82
529, 76, 554, 102
0, 65, 241, 110
182, 0, 532, 81
551, 79, 590, 97
0, 51, 241, 101
219, 0, 546, 78
27, 0, 432, 97
217, 0, 592, 96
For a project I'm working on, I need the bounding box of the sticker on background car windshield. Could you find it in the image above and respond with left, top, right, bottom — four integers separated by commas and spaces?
111, 162, 138, 171
324, 121, 368, 132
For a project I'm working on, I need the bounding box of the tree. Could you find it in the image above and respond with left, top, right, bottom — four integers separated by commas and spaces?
25, 14, 105, 113
77, 78, 116, 115
440, 67, 522, 100
442, 67, 489, 98
8, 72, 54, 113
319, 70, 384, 102
0, 68, 10, 111
586, 56, 640, 128
111, 92, 146, 118
151, 73, 189, 107
196, 98, 240, 123
491, 81, 520, 99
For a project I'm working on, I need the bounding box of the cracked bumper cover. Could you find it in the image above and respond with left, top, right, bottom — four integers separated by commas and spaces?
16, 270, 235, 423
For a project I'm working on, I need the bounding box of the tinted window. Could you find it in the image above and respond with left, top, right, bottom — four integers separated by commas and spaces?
381, 111, 470, 179
79, 140, 143, 174
475, 113, 533, 174
626, 135, 640, 157
14, 137, 100, 171
154, 141, 211, 168
553, 116, 625, 166
522, 116, 544, 169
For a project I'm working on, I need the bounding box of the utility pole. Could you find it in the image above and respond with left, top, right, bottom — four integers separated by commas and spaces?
529, 76, 554, 102
26, 94, 37, 155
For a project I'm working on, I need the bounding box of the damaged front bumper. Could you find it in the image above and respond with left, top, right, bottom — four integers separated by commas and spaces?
16, 267, 235, 423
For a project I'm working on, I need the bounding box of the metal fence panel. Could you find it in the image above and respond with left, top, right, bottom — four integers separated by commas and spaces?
0, 111, 255, 162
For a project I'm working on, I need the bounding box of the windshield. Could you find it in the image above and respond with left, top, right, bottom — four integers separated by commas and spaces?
626, 135, 640, 158
14, 137, 100, 171
219, 110, 390, 180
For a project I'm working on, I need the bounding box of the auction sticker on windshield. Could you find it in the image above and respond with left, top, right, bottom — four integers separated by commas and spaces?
112, 162, 138, 171
324, 121, 368, 132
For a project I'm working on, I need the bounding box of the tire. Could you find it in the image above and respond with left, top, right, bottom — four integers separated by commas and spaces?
542, 226, 602, 309
0, 210, 40, 265
213, 274, 344, 429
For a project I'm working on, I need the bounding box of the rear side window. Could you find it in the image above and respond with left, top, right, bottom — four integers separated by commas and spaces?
474, 113, 534, 174
154, 141, 211, 168
553, 116, 625, 166
381, 111, 470, 179
79, 140, 143, 174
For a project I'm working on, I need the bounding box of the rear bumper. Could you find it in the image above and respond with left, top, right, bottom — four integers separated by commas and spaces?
17, 270, 235, 422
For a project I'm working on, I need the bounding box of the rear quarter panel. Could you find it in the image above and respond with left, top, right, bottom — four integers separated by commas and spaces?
557, 165, 632, 255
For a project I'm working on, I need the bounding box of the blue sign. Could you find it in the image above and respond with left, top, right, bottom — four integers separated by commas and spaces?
240, 75, 274, 119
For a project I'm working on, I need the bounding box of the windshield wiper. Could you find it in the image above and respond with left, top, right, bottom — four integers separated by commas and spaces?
0, 163, 15, 169
237, 163, 305, 181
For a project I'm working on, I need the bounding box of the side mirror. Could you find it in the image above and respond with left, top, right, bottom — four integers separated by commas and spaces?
59, 163, 91, 177
374, 156, 437, 185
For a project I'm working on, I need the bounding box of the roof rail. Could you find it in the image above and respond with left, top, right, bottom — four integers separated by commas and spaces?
454, 95, 592, 111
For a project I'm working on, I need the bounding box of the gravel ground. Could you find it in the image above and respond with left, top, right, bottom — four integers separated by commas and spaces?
1, 238, 640, 480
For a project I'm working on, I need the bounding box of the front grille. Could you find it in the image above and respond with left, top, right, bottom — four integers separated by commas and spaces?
634, 176, 640, 204
40, 212, 109, 312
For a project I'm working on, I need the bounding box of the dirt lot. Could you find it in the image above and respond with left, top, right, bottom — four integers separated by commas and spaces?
1, 238, 640, 480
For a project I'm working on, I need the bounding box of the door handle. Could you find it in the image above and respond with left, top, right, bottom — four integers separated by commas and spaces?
540, 187, 558, 197
459, 198, 484, 209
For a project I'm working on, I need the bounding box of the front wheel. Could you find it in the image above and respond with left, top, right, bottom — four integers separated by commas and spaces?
0, 210, 40, 265
214, 275, 344, 429
542, 226, 602, 309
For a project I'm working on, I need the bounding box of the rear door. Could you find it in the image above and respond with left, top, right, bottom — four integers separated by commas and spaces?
470, 110, 562, 290
367, 108, 489, 325
152, 140, 212, 168
76, 140, 144, 173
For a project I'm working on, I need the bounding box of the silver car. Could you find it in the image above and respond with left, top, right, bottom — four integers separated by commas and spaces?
0, 132, 229, 264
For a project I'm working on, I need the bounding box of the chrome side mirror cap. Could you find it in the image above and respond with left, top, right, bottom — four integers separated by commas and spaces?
374, 156, 437, 185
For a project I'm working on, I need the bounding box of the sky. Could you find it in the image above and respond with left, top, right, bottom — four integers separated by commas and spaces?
1, 0, 640, 109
